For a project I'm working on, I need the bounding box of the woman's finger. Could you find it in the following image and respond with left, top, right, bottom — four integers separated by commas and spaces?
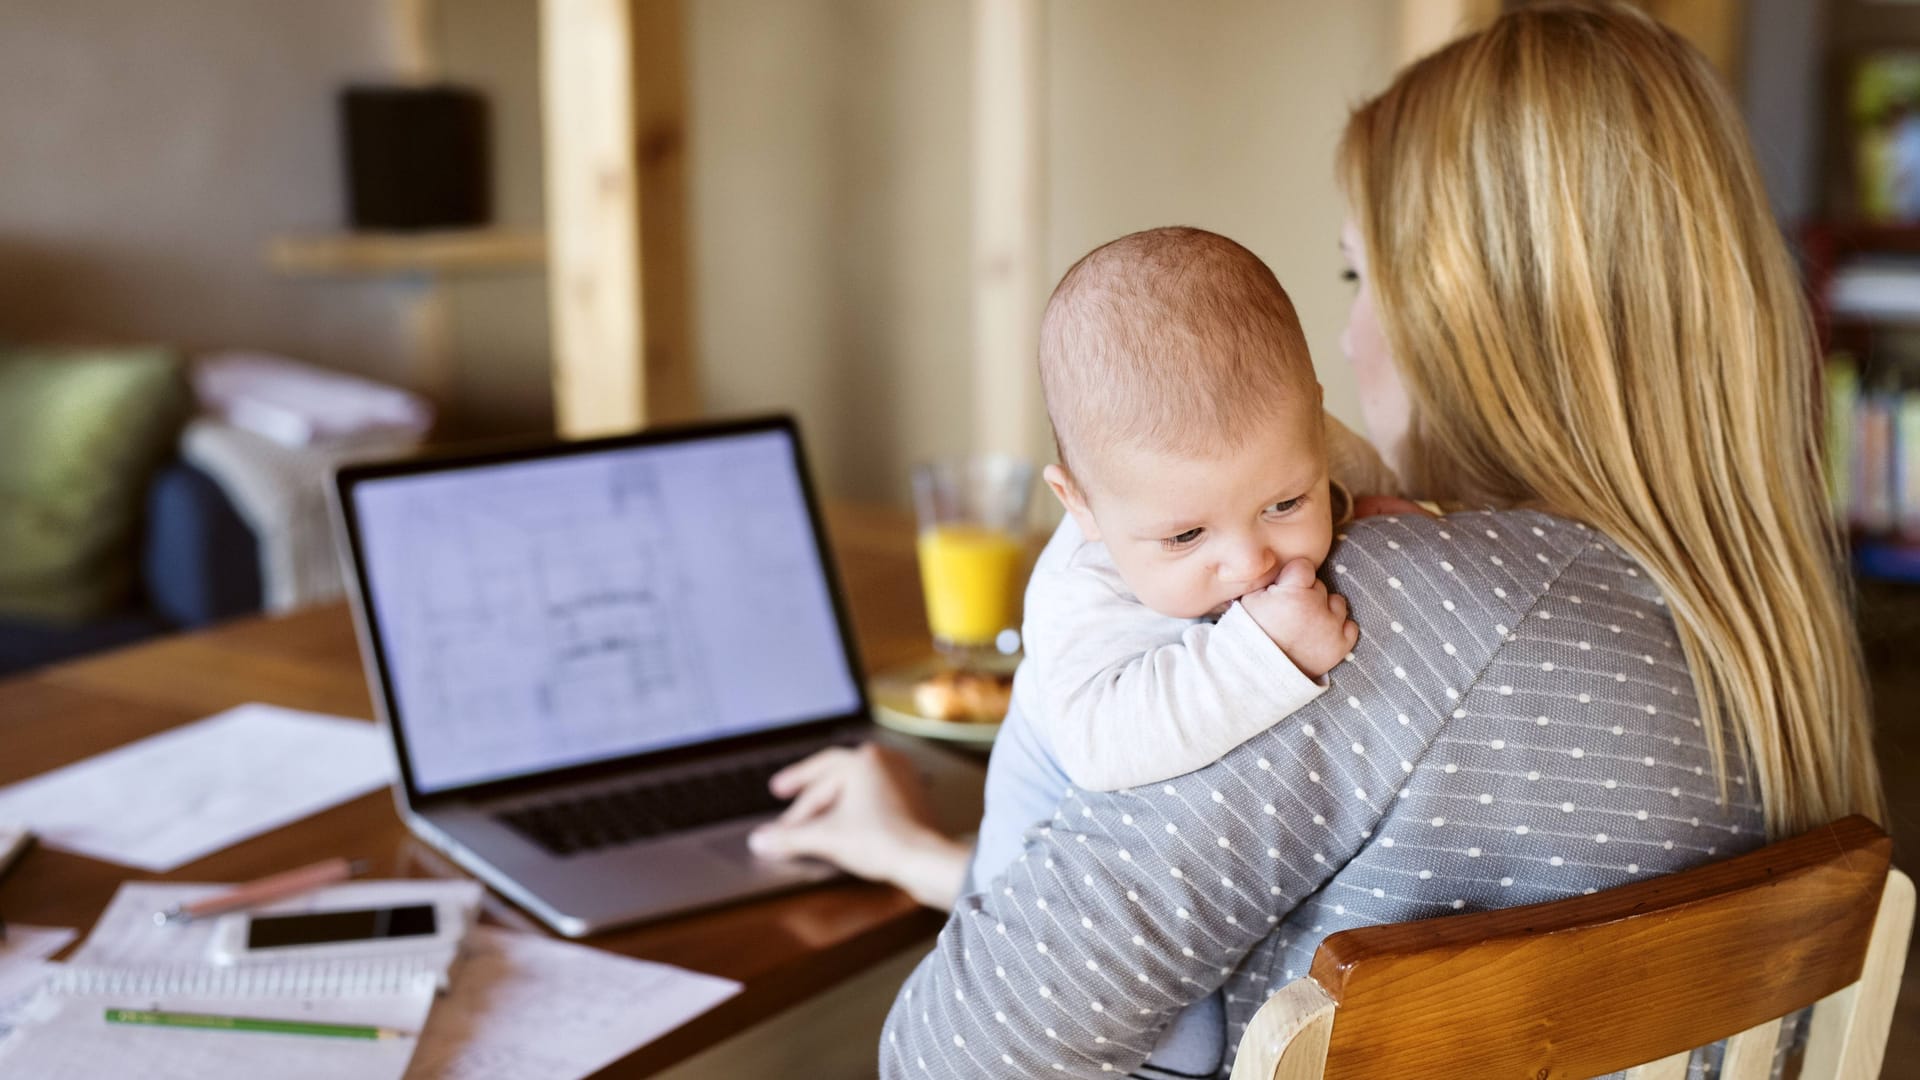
768, 746, 854, 797
747, 820, 819, 861
777, 768, 845, 824
749, 818, 855, 870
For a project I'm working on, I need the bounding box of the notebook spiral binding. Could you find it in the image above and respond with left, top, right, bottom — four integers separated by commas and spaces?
50, 957, 441, 999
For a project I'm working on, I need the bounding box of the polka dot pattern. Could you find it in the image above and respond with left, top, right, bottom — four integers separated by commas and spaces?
881, 510, 1766, 1079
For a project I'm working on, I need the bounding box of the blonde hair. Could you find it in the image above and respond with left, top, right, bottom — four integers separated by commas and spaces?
1338, 1, 1882, 836
1039, 227, 1318, 479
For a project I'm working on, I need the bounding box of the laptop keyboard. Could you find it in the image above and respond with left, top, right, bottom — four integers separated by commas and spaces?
495, 753, 810, 857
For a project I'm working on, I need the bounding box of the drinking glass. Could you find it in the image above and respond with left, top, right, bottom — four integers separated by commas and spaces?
911, 455, 1034, 664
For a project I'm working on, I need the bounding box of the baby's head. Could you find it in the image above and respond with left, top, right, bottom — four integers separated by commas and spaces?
1040, 227, 1332, 620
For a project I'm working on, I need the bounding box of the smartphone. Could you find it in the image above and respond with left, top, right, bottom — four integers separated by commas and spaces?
209, 900, 468, 966
246, 904, 436, 950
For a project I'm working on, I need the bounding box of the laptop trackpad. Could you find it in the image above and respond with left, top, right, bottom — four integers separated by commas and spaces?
706, 827, 837, 878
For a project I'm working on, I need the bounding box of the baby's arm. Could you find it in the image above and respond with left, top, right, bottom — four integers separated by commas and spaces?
1028, 559, 1354, 793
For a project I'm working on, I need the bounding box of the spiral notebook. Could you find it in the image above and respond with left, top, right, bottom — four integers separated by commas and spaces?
0, 958, 437, 1079
0, 880, 479, 1079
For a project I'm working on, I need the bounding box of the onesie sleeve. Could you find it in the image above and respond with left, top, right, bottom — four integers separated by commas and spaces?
1024, 552, 1324, 793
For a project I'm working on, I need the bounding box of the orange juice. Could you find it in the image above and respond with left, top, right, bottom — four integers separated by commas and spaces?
916, 525, 1025, 647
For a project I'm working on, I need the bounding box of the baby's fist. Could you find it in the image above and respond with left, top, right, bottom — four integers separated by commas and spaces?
1238, 558, 1359, 678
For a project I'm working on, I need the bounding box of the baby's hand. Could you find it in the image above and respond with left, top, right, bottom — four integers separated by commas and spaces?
1238, 559, 1359, 679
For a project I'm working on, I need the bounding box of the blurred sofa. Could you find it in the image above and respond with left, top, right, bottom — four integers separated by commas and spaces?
0, 459, 262, 676
0, 347, 262, 677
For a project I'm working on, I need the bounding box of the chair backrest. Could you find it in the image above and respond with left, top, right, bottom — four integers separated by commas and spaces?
1232, 816, 1911, 1080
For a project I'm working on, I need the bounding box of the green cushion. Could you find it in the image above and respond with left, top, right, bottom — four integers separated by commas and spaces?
0, 348, 190, 621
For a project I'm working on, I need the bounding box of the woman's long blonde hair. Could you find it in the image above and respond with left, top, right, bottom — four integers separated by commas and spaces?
1339, 0, 1882, 837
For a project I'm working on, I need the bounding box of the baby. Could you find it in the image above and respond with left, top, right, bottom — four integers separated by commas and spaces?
1022, 226, 1390, 792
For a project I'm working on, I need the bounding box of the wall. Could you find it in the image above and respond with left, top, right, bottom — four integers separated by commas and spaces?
1742, 0, 1827, 225
686, 0, 1398, 504
0, 1, 1400, 504
1044, 0, 1398, 447
0, 0, 417, 386
436, 0, 553, 437
685, 0, 976, 505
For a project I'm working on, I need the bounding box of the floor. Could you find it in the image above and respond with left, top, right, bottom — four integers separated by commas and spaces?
1859, 580, 1920, 1073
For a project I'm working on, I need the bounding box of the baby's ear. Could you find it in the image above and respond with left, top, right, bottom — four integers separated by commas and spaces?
1043, 464, 1101, 543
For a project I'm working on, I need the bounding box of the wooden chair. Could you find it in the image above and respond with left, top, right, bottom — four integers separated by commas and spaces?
1230, 816, 1912, 1080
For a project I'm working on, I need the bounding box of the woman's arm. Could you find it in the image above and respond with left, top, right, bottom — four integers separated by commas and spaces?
879, 513, 1547, 1078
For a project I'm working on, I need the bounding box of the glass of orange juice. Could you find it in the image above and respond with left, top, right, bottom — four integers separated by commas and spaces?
912, 455, 1034, 663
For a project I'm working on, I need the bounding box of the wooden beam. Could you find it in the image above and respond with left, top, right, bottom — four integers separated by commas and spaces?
1397, 0, 1502, 65
540, 0, 696, 439
971, 0, 1047, 463
393, 0, 438, 83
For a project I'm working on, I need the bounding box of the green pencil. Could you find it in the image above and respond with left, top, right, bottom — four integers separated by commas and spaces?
103, 1008, 410, 1041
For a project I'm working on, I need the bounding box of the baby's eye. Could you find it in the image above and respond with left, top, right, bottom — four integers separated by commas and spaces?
1340, 268, 1358, 283
1163, 527, 1204, 549
1265, 497, 1304, 516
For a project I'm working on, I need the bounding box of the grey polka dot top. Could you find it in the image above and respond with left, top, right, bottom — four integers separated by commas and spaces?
880, 509, 1769, 1078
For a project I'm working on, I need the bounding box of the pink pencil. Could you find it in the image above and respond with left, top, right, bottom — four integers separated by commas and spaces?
154, 857, 370, 926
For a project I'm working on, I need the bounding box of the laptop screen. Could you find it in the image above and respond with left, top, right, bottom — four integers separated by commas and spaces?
348, 427, 864, 795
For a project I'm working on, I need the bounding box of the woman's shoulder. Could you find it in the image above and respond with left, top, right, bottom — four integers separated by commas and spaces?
1334, 506, 1594, 560
1329, 508, 1652, 609
1326, 508, 1672, 685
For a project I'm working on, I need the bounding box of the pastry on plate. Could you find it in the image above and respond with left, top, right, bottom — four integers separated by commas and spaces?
912, 668, 1014, 723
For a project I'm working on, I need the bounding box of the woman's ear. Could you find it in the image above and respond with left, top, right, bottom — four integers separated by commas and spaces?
1043, 464, 1101, 543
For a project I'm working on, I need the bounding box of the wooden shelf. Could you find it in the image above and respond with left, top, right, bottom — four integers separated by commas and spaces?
266, 228, 546, 277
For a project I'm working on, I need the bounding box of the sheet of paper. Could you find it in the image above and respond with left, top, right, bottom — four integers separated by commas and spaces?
405, 927, 741, 1080
0, 704, 394, 871
0, 823, 30, 875
0, 925, 76, 992
73, 880, 483, 969
0, 925, 79, 1038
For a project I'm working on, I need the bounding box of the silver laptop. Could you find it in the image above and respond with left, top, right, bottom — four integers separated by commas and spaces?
332, 416, 982, 936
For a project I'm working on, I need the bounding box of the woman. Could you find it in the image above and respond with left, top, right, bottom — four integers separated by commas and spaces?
751, 4, 1883, 1076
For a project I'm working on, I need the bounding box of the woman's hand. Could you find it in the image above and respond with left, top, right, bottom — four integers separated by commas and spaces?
747, 743, 972, 910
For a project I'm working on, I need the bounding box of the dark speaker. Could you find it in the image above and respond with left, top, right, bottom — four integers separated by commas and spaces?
339, 85, 490, 231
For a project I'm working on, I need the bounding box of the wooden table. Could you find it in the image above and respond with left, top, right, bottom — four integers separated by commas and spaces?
0, 503, 957, 1076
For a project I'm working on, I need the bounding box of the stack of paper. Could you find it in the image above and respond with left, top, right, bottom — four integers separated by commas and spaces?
407, 927, 740, 1080
0, 878, 742, 1080
0, 880, 479, 1079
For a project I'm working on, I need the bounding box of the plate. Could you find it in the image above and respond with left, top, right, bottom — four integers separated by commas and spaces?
869, 658, 1016, 746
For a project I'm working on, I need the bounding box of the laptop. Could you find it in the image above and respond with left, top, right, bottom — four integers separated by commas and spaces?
331, 415, 983, 936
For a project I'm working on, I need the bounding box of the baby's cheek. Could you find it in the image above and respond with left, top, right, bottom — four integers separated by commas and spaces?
1140, 562, 1219, 621
1292, 506, 1338, 569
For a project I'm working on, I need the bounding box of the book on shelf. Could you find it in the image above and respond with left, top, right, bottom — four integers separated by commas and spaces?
1828, 257, 1920, 322
1828, 352, 1920, 552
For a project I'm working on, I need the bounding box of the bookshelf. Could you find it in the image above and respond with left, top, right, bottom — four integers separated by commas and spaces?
1804, 222, 1920, 584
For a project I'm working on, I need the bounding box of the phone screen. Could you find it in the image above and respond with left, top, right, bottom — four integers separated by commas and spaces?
245, 904, 437, 950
